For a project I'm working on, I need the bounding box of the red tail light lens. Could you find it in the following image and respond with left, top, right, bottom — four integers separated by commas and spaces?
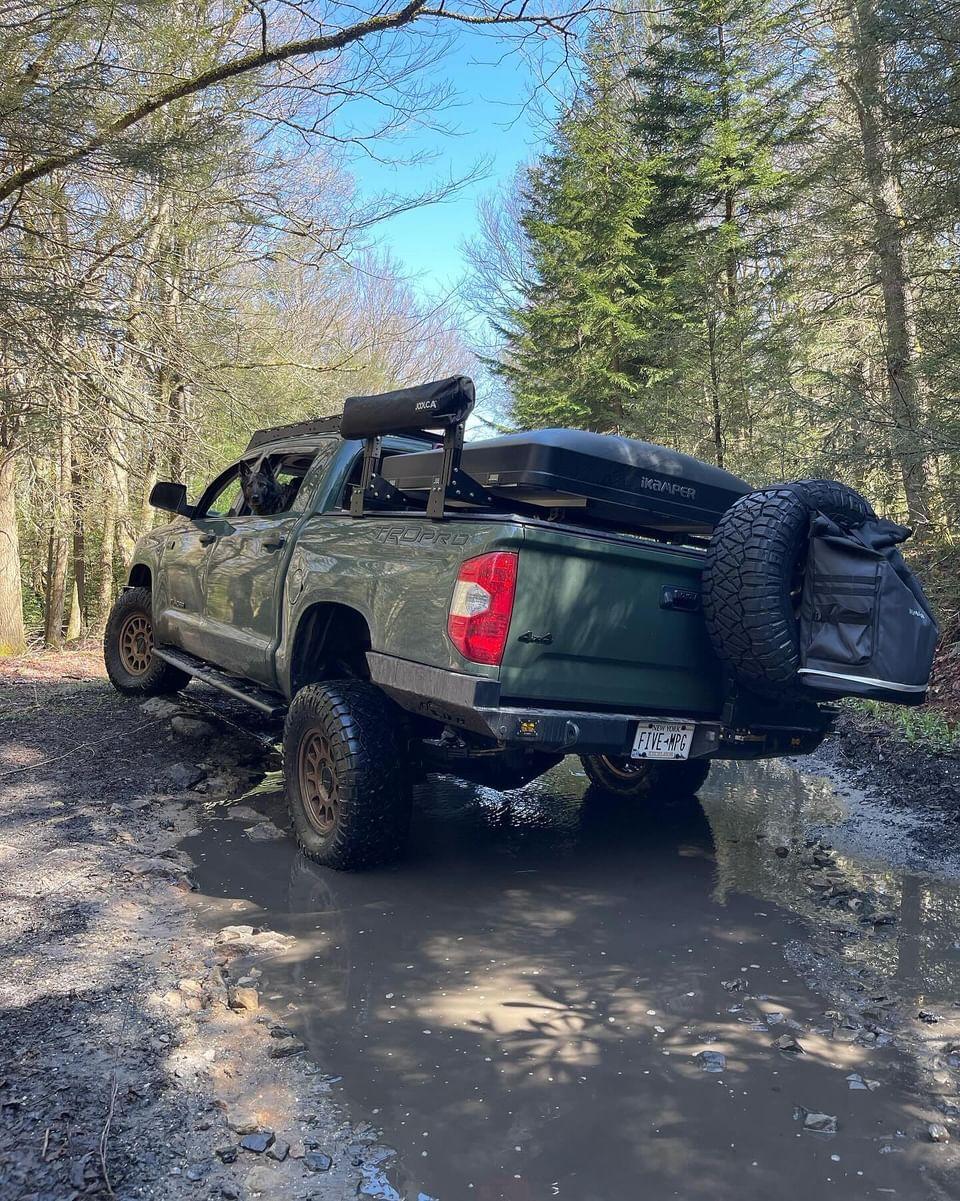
447, 552, 518, 666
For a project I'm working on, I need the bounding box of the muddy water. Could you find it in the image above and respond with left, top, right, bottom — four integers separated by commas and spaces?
184, 758, 960, 1200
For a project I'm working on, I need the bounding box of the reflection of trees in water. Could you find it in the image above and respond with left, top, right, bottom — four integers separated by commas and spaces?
702, 760, 960, 1006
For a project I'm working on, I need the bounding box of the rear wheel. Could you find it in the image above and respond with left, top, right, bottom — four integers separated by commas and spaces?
283, 680, 412, 869
103, 587, 190, 696
580, 754, 711, 799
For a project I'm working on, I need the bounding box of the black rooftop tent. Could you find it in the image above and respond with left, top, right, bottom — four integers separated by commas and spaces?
381, 427, 750, 534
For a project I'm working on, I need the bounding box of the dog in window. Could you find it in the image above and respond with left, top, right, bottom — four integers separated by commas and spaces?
239, 459, 290, 516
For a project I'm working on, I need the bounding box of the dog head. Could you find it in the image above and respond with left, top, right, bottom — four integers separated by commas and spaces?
239, 459, 285, 516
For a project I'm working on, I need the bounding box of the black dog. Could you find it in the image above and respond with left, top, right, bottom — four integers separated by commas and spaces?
239, 459, 289, 516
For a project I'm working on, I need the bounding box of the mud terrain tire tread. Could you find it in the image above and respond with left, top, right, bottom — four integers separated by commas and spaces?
283, 680, 412, 870
103, 587, 190, 696
580, 755, 711, 799
702, 479, 875, 693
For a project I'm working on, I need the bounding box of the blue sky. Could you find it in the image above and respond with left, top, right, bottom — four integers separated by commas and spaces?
342, 25, 566, 298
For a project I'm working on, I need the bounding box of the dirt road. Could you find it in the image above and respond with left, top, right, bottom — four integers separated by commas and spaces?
3, 655, 960, 1200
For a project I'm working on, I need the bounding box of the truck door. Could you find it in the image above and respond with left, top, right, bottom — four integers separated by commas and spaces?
155, 467, 244, 659
198, 447, 330, 685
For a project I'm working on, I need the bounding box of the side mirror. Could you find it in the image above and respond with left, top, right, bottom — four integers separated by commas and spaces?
149, 481, 193, 517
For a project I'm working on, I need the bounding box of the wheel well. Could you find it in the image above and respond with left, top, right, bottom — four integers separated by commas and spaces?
128, 564, 151, 589
289, 604, 372, 694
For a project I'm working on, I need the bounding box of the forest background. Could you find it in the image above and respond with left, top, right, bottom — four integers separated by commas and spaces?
2, 0, 958, 669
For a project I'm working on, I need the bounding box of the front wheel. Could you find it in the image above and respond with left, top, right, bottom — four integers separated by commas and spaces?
103, 587, 190, 696
580, 754, 711, 799
283, 681, 412, 870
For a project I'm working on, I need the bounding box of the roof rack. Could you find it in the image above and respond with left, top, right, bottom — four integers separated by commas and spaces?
245, 414, 343, 453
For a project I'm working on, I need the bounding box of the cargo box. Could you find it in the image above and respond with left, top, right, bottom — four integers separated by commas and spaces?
382, 428, 750, 534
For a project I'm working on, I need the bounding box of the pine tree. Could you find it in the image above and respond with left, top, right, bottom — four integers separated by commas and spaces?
494, 25, 663, 432
630, 0, 811, 470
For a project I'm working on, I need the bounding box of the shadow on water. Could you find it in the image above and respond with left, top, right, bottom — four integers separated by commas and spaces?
184, 758, 960, 1201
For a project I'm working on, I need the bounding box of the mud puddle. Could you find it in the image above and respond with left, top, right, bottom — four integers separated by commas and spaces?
183, 758, 960, 1200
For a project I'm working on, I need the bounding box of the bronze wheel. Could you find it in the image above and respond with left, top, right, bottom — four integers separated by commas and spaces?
580, 754, 711, 799
298, 729, 339, 836
595, 755, 644, 780
118, 611, 153, 675
104, 586, 189, 696
283, 681, 412, 869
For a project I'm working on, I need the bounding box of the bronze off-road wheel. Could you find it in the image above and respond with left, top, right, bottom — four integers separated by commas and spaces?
580, 754, 711, 799
283, 680, 412, 870
103, 586, 190, 696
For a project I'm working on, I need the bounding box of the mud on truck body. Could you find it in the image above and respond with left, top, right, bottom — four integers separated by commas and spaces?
104, 377, 939, 869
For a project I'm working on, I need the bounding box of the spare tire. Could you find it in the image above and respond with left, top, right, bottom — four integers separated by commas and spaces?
702, 479, 875, 694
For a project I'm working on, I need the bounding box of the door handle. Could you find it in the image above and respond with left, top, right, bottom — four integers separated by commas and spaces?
198, 532, 218, 546
262, 536, 286, 552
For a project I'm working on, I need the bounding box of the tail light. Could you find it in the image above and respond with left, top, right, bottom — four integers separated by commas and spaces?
447, 552, 518, 666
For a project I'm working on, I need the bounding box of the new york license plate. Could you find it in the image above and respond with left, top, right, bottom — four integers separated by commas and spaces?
631, 721, 695, 760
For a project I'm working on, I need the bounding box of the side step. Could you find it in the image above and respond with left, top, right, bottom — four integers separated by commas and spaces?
154, 646, 288, 718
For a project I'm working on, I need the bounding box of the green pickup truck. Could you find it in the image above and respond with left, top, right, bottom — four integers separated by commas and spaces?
104, 377, 936, 868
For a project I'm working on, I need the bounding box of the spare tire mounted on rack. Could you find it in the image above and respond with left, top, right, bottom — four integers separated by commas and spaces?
702, 479, 876, 694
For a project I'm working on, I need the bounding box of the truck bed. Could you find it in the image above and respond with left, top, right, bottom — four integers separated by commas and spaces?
288, 510, 723, 719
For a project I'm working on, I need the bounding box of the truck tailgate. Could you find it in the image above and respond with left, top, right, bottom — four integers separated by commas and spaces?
500, 526, 723, 715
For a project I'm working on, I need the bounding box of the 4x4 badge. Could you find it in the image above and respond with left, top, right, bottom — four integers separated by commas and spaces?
517, 630, 553, 644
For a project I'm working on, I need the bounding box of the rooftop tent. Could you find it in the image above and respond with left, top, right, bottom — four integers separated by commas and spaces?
382, 428, 751, 534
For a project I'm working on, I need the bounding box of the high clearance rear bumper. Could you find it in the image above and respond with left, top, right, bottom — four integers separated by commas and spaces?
366, 653, 831, 760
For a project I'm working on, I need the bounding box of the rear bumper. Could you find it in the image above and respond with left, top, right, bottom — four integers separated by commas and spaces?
367, 653, 830, 759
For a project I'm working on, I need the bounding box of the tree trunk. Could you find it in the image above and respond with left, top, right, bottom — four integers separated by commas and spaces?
0, 443, 27, 656
843, 0, 937, 532
706, 315, 725, 467
65, 579, 82, 642
96, 475, 119, 633
43, 402, 73, 648
0, 340, 26, 656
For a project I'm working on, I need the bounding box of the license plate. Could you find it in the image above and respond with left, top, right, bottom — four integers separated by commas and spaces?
631, 721, 695, 760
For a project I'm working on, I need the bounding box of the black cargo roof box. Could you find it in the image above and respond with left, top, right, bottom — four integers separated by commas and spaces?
382, 428, 750, 534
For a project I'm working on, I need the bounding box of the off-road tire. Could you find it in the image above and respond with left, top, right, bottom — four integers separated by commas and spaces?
103, 587, 190, 696
702, 479, 874, 694
580, 755, 711, 799
283, 680, 412, 870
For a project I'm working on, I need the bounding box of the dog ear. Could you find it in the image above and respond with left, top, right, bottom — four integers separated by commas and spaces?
238, 460, 252, 481
260, 458, 277, 482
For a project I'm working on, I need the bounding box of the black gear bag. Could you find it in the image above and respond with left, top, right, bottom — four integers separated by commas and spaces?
798, 514, 938, 704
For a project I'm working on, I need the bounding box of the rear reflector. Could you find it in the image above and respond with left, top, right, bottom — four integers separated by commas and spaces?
447, 552, 518, 666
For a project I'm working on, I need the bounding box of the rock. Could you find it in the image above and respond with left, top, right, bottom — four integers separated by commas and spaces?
773, 1033, 804, 1055
227, 1116, 260, 1135
214, 925, 293, 955
919, 1010, 941, 1024
246, 1165, 278, 1194
216, 924, 255, 944
774, 846, 789, 858
289, 1139, 306, 1160
221, 1186, 240, 1200
721, 979, 747, 992
171, 715, 216, 738
244, 821, 285, 842
165, 762, 205, 789
266, 1139, 290, 1162
215, 1145, 238, 1163
304, 1151, 333, 1172
240, 1131, 275, 1154
268, 1037, 306, 1059
695, 1050, 726, 1073
198, 774, 232, 794
929, 1123, 950, 1143
185, 1163, 209, 1181
871, 913, 896, 927
796, 1108, 837, 1135
269, 1024, 295, 1039
227, 986, 259, 1012
225, 805, 263, 822
141, 697, 183, 717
